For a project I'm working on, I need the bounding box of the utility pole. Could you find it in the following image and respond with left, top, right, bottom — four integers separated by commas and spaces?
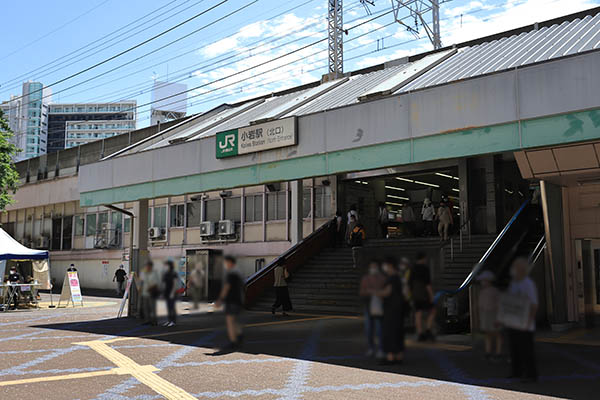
328, 0, 344, 78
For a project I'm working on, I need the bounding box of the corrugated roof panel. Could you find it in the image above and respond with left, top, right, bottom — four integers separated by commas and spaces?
290, 63, 411, 116
398, 14, 600, 94
186, 89, 311, 140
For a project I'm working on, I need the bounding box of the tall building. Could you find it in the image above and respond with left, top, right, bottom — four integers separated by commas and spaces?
0, 82, 51, 161
47, 101, 137, 152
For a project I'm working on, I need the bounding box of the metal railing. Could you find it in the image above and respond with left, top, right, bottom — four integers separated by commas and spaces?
449, 218, 472, 262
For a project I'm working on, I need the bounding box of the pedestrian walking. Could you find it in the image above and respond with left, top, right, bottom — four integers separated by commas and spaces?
506, 257, 538, 382
162, 260, 178, 327
402, 202, 415, 237
360, 260, 386, 358
477, 270, 502, 362
421, 198, 435, 236
140, 261, 160, 326
271, 260, 293, 315
410, 252, 436, 341
436, 201, 453, 241
349, 222, 366, 247
377, 202, 389, 239
188, 262, 206, 310
216, 256, 244, 350
347, 204, 359, 225
334, 210, 345, 247
378, 257, 407, 365
113, 265, 127, 296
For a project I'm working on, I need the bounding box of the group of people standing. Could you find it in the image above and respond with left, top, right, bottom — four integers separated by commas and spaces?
138, 259, 181, 327
359, 252, 437, 364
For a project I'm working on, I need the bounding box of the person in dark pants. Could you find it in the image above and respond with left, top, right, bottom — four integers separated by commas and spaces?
7, 266, 21, 310
410, 252, 436, 341
378, 257, 406, 365
272, 260, 292, 315
216, 256, 244, 350
507, 257, 538, 382
113, 265, 127, 296
360, 260, 386, 359
162, 260, 178, 327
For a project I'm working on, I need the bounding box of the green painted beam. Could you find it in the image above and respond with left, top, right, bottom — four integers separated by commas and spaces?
80, 108, 600, 207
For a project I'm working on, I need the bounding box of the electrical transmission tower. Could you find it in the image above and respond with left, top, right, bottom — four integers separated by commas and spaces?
360, 0, 443, 49
328, 0, 344, 77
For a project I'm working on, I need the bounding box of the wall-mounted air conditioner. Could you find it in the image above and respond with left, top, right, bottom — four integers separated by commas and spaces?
199, 221, 215, 237
148, 227, 165, 239
218, 220, 235, 236
37, 236, 49, 249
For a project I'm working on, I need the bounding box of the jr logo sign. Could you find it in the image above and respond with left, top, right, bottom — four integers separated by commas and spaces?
216, 129, 238, 158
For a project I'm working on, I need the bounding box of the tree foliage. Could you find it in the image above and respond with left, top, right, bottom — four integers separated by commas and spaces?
0, 109, 20, 211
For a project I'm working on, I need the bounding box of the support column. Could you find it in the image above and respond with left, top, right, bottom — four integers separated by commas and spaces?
484, 156, 497, 234
129, 199, 149, 318
458, 159, 469, 234
290, 180, 303, 245
540, 181, 569, 326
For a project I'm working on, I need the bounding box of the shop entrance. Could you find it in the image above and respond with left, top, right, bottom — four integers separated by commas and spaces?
576, 240, 600, 327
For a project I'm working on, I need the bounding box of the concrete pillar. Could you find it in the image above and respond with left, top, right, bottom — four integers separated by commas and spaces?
540, 181, 569, 326
133, 199, 149, 252
129, 199, 149, 318
290, 180, 303, 245
458, 159, 469, 234
484, 156, 497, 234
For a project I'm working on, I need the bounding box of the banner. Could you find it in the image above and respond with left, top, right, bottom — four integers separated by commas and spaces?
57, 270, 84, 308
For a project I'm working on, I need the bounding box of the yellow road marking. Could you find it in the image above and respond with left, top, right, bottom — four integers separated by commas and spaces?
77, 340, 195, 400
37, 301, 117, 309
0, 368, 130, 387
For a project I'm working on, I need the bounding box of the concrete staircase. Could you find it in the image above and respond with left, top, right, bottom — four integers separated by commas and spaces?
251, 247, 361, 314
436, 234, 496, 291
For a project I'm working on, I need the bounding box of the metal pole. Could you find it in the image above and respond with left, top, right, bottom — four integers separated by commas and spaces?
450, 237, 454, 261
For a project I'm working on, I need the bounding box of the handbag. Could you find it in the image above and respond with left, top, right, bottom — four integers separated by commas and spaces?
369, 295, 383, 317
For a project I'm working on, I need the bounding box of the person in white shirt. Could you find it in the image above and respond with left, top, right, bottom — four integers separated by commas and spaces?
507, 257, 538, 382
347, 205, 359, 225
377, 202, 389, 239
421, 198, 435, 236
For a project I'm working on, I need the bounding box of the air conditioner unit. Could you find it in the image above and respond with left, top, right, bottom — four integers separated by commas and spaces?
37, 236, 49, 249
218, 220, 235, 236
199, 221, 215, 237
101, 222, 112, 231
148, 227, 165, 239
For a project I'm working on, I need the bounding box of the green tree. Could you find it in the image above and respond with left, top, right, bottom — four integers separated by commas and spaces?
0, 109, 20, 211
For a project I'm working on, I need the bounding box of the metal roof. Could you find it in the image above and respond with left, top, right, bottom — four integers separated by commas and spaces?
132, 9, 600, 153
399, 12, 600, 93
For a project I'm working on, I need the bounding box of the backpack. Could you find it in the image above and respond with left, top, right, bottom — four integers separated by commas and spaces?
350, 226, 365, 247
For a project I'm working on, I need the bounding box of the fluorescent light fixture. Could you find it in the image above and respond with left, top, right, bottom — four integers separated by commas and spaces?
396, 177, 414, 183
414, 180, 439, 188
453, 206, 459, 209
452, 188, 460, 192
386, 201, 403, 207
385, 185, 405, 191
435, 172, 459, 180
354, 180, 369, 185
505, 189, 514, 195
387, 194, 410, 201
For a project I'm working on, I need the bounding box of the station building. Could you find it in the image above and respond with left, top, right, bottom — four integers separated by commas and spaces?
3, 8, 600, 327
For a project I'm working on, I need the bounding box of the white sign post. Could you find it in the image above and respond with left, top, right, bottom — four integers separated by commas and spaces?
57, 270, 84, 308
117, 276, 135, 318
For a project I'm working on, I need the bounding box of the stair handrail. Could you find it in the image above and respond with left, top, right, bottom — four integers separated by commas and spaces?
434, 199, 530, 303
245, 219, 336, 306
528, 234, 546, 266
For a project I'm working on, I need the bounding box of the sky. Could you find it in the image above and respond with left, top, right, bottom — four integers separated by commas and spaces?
1, 0, 599, 128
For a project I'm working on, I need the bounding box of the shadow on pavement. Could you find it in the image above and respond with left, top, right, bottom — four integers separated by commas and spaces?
33, 311, 600, 400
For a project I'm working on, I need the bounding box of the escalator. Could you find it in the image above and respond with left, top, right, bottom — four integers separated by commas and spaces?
436, 199, 546, 331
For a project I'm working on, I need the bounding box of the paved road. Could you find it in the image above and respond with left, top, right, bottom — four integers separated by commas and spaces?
0, 295, 598, 399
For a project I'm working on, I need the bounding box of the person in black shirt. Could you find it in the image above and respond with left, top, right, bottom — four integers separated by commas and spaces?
410, 252, 436, 341
7, 266, 21, 310
113, 265, 128, 296
216, 255, 244, 349
162, 260, 178, 327
67, 264, 77, 272
378, 257, 407, 365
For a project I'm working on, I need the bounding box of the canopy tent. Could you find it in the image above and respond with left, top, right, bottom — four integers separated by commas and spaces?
0, 228, 51, 290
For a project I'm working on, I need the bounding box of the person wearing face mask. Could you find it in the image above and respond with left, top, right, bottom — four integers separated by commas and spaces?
378, 257, 407, 365
359, 260, 386, 358
506, 257, 538, 382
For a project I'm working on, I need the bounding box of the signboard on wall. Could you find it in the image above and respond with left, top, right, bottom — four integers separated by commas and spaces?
216, 117, 297, 159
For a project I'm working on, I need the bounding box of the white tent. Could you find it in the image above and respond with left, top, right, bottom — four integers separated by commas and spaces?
0, 228, 51, 290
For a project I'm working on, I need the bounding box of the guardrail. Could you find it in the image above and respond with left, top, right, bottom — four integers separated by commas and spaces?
244, 219, 336, 307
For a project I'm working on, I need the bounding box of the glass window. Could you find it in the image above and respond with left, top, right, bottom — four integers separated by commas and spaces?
303, 188, 311, 218
62, 216, 72, 250
74, 215, 84, 236
244, 194, 263, 222
85, 214, 96, 236
224, 197, 241, 222
111, 211, 123, 231
153, 206, 167, 228
267, 191, 287, 221
98, 212, 108, 228
186, 202, 201, 227
315, 186, 332, 218
170, 204, 185, 227
124, 217, 131, 233
205, 199, 221, 222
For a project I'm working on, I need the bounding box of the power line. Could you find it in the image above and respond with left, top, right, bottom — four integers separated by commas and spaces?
0, 0, 112, 63
0, 0, 187, 92
9, 0, 231, 104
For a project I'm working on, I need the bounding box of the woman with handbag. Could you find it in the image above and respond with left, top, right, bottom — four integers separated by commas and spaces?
271, 260, 293, 316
